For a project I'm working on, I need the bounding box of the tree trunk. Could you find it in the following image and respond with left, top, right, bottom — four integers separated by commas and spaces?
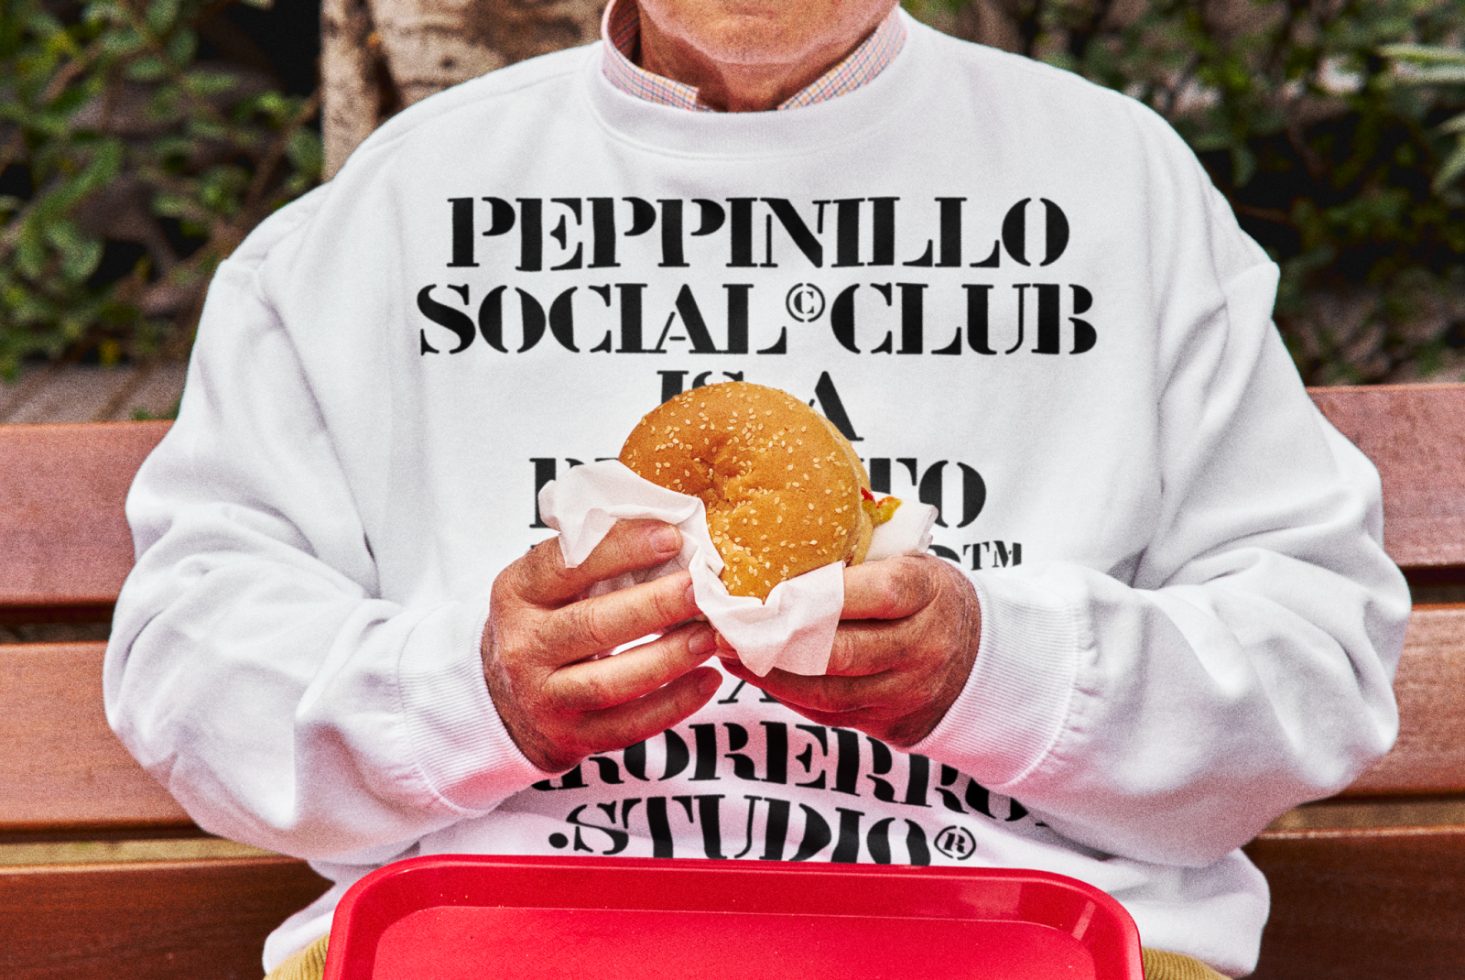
321, 0, 605, 178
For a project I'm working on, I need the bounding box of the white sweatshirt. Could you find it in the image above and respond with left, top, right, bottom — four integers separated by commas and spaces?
104, 14, 1409, 976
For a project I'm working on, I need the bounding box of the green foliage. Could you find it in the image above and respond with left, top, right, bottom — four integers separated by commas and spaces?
905, 0, 1465, 383
1381, 42, 1465, 191
0, 0, 320, 378
3, 2, 1460, 384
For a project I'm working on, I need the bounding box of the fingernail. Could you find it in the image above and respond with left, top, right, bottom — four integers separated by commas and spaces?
652, 525, 681, 555
687, 628, 716, 656
684, 579, 698, 605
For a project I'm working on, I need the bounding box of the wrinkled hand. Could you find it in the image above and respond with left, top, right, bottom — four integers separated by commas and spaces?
482, 520, 722, 772
718, 555, 981, 746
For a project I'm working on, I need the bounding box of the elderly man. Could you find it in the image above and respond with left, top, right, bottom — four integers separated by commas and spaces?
104, 1, 1408, 977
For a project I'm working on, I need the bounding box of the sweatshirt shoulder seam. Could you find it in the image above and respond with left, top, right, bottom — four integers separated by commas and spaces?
226, 47, 590, 273
931, 28, 1144, 112
339, 48, 591, 168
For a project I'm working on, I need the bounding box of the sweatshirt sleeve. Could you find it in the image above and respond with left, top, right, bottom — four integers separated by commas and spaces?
103, 195, 545, 864
912, 122, 1412, 868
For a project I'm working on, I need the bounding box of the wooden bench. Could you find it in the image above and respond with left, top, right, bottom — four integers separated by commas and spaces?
3, 386, 1463, 978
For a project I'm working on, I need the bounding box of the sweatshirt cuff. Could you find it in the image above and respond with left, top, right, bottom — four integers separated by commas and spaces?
911, 569, 1083, 787
398, 597, 544, 814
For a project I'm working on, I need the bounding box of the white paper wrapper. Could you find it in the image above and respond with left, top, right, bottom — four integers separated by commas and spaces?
537, 460, 936, 676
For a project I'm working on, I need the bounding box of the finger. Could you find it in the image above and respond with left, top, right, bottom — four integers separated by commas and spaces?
714, 622, 902, 678
576, 666, 724, 755
717, 659, 877, 728
824, 620, 909, 676
544, 570, 697, 661
548, 624, 718, 711
841, 556, 937, 621
775, 704, 876, 731
514, 520, 683, 605
764, 699, 917, 747
719, 658, 886, 714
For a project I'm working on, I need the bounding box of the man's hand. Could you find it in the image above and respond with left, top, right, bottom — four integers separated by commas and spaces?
482, 520, 722, 772
718, 555, 981, 746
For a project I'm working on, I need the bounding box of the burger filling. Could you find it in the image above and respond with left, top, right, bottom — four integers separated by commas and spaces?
860, 487, 901, 527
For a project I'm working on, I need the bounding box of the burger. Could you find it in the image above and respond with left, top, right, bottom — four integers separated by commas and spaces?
619, 381, 898, 600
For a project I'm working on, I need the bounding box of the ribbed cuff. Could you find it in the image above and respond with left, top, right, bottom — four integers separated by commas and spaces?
398, 598, 545, 814
911, 568, 1083, 787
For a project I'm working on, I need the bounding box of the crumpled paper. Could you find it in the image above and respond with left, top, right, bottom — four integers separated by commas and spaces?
538, 460, 937, 676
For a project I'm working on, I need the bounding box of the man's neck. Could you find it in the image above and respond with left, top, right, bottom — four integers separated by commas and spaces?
634, 3, 895, 112
635, 22, 831, 112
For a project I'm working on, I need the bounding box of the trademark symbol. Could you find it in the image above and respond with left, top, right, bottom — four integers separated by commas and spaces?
934, 825, 977, 861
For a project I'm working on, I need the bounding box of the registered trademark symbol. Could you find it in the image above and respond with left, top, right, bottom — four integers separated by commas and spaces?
934, 825, 977, 861
785, 282, 826, 322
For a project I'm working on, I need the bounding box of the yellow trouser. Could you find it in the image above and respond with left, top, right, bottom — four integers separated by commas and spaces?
265, 934, 1230, 979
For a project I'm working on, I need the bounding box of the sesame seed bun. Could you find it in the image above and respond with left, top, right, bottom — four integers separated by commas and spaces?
619, 381, 873, 601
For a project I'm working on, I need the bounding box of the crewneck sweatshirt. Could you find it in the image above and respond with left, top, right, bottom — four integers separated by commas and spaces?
104, 15, 1409, 976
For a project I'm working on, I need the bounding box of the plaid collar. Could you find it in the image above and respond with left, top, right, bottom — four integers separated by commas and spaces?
600, 0, 906, 112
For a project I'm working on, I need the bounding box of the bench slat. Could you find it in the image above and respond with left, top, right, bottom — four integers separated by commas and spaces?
1246, 823, 1465, 979
0, 386, 1460, 618
0, 642, 190, 835
1345, 604, 1465, 797
5, 597, 1461, 837
0, 855, 328, 979
1311, 384, 1465, 574
2, 830, 1460, 980
1, 388, 1463, 979
1, 832, 1457, 980
0, 421, 169, 617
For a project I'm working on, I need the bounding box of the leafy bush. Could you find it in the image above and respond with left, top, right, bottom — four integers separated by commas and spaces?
2, 1, 1461, 384
907, 0, 1465, 383
0, 0, 319, 378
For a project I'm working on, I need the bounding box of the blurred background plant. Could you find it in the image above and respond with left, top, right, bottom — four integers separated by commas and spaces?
0, 0, 320, 380
1, 0, 1462, 388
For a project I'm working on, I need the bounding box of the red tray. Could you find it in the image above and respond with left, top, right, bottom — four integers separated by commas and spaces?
324, 855, 1144, 979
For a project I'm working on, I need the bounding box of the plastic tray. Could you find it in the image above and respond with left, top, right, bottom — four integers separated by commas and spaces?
323, 855, 1144, 979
